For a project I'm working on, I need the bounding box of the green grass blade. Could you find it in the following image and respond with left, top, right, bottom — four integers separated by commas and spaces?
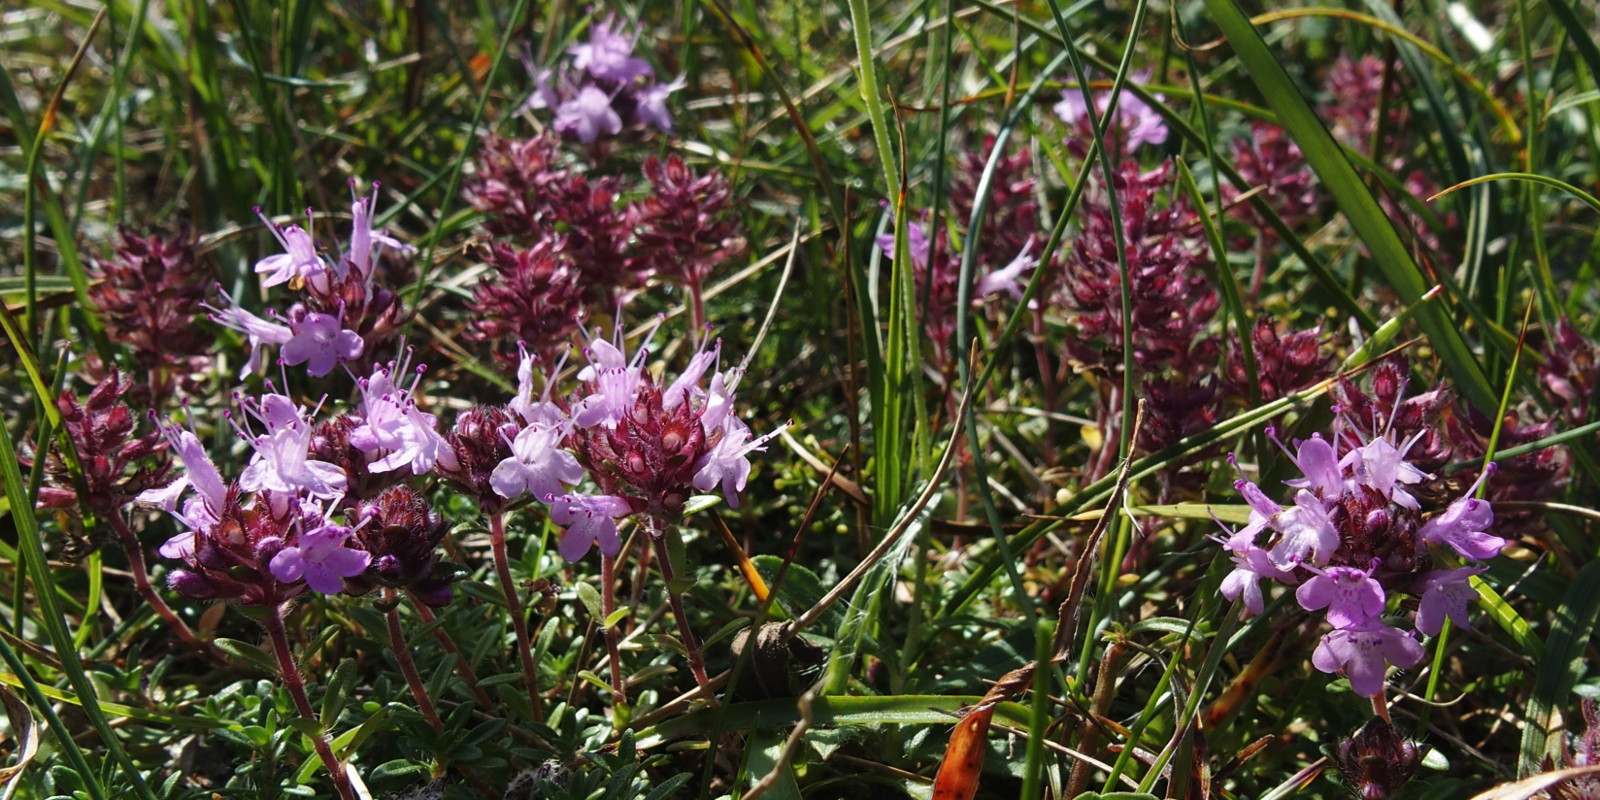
1202, 0, 1499, 413
0, 400, 156, 800
1517, 559, 1600, 776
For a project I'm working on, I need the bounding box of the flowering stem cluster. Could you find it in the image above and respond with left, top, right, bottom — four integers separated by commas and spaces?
1218, 405, 1506, 698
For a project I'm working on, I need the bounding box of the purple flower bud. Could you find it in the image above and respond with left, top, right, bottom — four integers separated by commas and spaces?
1332, 718, 1420, 799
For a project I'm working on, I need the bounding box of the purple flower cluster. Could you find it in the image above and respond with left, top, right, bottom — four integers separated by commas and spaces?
138, 348, 462, 604
37, 369, 172, 519
1217, 402, 1507, 697
88, 225, 212, 402
1223, 317, 1331, 404
1226, 121, 1321, 235
209, 181, 415, 378
948, 138, 1039, 270
476, 328, 786, 561
522, 17, 682, 144
873, 212, 1034, 365
1054, 75, 1168, 158
463, 135, 747, 362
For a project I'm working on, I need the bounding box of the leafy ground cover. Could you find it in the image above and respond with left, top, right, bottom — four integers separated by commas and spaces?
3, 0, 1600, 798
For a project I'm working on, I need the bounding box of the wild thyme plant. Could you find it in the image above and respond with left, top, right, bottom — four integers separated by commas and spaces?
10, 3, 1600, 799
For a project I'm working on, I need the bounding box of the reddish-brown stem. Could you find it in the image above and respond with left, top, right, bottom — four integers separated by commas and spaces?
689, 283, 707, 338
265, 605, 359, 800
648, 527, 711, 692
384, 588, 445, 734
411, 601, 496, 711
108, 514, 222, 665
1372, 692, 1391, 723
601, 552, 626, 704
489, 512, 544, 722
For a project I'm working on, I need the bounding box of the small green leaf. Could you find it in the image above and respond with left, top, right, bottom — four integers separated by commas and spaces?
575, 582, 604, 621
214, 638, 278, 674
682, 494, 723, 515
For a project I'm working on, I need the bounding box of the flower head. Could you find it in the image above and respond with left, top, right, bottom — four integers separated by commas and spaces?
1332, 718, 1421, 799
549, 493, 632, 560
88, 224, 211, 392
1311, 621, 1424, 697
568, 19, 653, 84
39, 370, 172, 519
253, 207, 325, 288
349, 354, 457, 475
348, 486, 457, 605
555, 85, 624, 143
269, 523, 371, 594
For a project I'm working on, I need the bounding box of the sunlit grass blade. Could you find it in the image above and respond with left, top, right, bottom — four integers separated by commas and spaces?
1203, 0, 1499, 413
1517, 559, 1600, 776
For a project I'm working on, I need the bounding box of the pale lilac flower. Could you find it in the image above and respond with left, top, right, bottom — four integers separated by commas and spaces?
280, 307, 364, 377
874, 218, 934, 272
1418, 465, 1503, 559
1232, 475, 1281, 547
269, 523, 371, 594
1054, 81, 1168, 151
1311, 621, 1424, 697
662, 338, 721, 412
574, 329, 653, 428
345, 181, 413, 278
568, 19, 653, 83
235, 394, 347, 511
509, 344, 570, 428
1280, 432, 1344, 498
549, 493, 632, 560
253, 207, 324, 288
138, 415, 230, 559
1296, 561, 1386, 628
1219, 543, 1295, 615
350, 359, 458, 475
697, 367, 741, 434
635, 75, 685, 133
490, 424, 583, 500
555, 86, 623, 143
1267, 489, 1341, 568
1342, 431, 1431, 510
1415, 565, 1487, 636
974, 244, 1036, 302
206, 290, 293, 378
693, 416, 788, 508
522, 67, 560, 112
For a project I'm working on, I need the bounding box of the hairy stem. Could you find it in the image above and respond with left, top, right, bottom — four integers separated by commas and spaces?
265, 604, 358, 800
489, 512, 544, 721
649, 525, 711, 692
385, 588, 445, 733
601, 551, 627, 704
108, 514, 221, 665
